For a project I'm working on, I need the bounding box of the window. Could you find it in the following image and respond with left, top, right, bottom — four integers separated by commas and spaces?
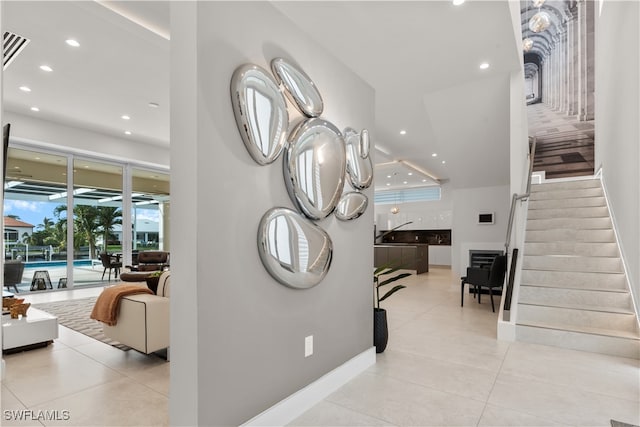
374, 186, 441, 204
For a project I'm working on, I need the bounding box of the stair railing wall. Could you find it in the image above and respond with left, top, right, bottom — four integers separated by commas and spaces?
500, 137, 536, 324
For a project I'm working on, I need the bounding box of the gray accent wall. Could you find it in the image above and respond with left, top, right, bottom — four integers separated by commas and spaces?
595, 1, 640, 312
170, 2, 375, 425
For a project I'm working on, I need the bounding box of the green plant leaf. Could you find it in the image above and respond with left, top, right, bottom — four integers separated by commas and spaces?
377, 272, 411, 288
374, 261, 403, 277
379, 285, 407, 302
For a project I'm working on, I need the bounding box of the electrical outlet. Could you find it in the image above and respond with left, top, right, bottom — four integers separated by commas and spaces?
305, 335, 313, 357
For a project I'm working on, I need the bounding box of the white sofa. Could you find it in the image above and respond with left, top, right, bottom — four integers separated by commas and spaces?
103, 271, 170, 355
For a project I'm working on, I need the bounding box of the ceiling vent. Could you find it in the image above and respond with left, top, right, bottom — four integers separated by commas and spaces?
3, 31, 30, 70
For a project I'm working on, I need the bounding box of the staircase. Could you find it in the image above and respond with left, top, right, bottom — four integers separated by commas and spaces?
516, 178, 640, 359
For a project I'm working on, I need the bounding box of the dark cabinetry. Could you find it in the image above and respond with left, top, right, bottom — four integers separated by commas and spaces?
374, 244, 429, 274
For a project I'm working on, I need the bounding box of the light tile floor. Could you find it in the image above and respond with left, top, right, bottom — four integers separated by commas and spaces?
290, 267, 640, 427
2, 286, 169, 427
2, 268, 639, 426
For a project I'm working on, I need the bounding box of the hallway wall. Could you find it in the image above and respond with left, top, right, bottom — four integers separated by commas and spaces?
595, 0, 640, 312
170, 2, 375, 425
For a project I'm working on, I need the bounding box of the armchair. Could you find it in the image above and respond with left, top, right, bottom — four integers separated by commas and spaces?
4, 261, 25, 293
103, 271, 170, 355
128, 250, 169, 272
460, 255, 507, 312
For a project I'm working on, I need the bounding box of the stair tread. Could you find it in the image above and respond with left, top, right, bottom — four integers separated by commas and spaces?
520, 283, 630, 293
519, 301, 635, 315
516, 320, 640, 340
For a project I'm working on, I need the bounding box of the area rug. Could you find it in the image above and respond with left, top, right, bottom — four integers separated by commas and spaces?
32, 297, 131, 351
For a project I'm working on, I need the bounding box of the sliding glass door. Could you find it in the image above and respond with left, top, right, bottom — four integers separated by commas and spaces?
3, 145, 168, 292
3, 148, 69, 291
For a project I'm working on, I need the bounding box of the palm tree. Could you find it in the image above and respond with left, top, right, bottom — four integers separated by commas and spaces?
73, 205, 100, 257
54, 204, 101, 257
97, 206, 122, 252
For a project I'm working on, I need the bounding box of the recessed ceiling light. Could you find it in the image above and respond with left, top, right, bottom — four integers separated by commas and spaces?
121, 115, 130, 120
403, 181, 408, 184
386, 175, 391, 178
431, 153, 438, 157
422, 179, 427, 182
480, 62, 490, 70
19, 86, 31, 92
442, 160, 446, 164
84, 165, 89, 168
124, 131, 132, 135
39, 65, 53, 72
30, 107, 40, 112
399, 130, 407, 135
148, 102, 160, 108
408, 172, 413, 176
453, 0, 465, 5
386, 183, 391, 186
66, 39, 80, 47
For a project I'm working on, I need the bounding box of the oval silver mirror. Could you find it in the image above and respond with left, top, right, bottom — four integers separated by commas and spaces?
231, 64, 289, 165
335, 192, 368, 221
271, 58, 323, 118
344, 127, 373, 190
258, 207, 333, 289
360, 129, 370, 159
285, 118, 346, 220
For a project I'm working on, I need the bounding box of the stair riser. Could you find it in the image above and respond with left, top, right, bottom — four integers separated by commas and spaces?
529, 197, 606, 209
527, 206, 609, 219
516, 325, 640, 359
524, 242, 619, 257
531, 180, 601, 192
526, 229, 615, 243
530, 188, 603, 200
520, 270, 627, 291
519, 286, 633, 311
523, 256, 623, 273
527, 217, 612, 230
518, 305, 638, 332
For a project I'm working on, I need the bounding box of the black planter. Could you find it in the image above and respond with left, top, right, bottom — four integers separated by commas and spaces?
373, 308, 389, 353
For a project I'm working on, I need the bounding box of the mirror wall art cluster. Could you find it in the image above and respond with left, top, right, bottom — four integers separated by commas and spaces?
231, 57, 372, 289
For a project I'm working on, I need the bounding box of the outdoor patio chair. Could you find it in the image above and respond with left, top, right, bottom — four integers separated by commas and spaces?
100, 253, 122, 281
4, 260, 25, 293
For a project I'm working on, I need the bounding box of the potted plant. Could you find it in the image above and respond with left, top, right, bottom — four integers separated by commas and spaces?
145, 270, 164, 294
373, 265, 411, 353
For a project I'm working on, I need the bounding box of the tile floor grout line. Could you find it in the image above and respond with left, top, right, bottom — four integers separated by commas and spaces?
475, 341, 513, 426
316, 398, 399, 427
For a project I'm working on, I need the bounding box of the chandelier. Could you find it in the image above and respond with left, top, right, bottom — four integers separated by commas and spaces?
522, 38, 534, 52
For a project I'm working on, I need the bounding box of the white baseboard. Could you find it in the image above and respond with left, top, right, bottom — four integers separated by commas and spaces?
242, 347, 376, 427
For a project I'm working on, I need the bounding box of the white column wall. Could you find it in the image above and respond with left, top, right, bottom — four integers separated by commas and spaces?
595, 0, 640, 312
451, 185, 511, 276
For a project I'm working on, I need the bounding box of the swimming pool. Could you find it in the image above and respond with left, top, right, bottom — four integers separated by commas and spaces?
24, 259, 94, 269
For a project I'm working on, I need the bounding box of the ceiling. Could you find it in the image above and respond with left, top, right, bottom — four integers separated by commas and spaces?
3, 1, 522, 191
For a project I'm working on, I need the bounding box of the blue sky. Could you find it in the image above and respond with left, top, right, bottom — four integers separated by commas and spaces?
4, 198, 160, 229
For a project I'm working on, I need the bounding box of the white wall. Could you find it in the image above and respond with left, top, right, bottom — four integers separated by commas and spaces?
4, 111, 169, 167
451, 185, 510, 276
170, 2, 375, 425
595, 1, 640, 311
